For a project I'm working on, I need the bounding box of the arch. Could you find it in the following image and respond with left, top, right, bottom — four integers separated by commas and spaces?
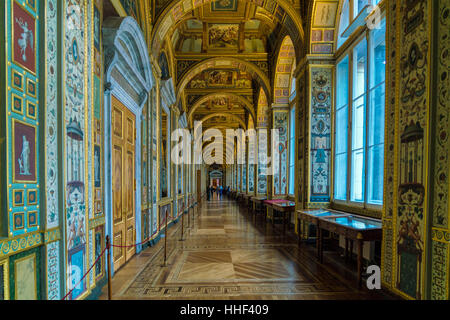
196, 113, 247, 131
273, 36, 296, 105
103, 17, 154, 92
188, 92, 256, 127
151, 0, 305, 58
176, 57, 272, 108
102, 16, 154, 274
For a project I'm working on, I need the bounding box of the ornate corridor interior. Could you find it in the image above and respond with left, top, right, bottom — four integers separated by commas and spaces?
0, 0, 449, 301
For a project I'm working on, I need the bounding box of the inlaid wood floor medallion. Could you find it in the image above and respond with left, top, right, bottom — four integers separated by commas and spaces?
101, 199, 395, 300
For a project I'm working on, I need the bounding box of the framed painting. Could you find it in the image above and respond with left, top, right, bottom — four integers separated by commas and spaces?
11, 69, 24, 92
11, 93, 24, 115
12, 119, 37, 183
27, 211, 37, 227
26, 101, 37, 120
94, 145, 101, 188
27, 189, 37, 205
13, 189, 24, 207
13, 212, 24, 230
26, 78, 36, 97
211, 0, 237, 11
312, 1, 339, 28
12, 0, 37, 74
208, 24, 239, 50
13, 253, 37, 300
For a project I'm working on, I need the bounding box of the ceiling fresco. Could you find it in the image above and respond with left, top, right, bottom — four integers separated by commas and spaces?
150, 0, 306, 149
187, 69, 252, 89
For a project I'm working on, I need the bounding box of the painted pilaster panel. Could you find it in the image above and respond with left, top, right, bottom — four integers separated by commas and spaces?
393, 0, 432, 300
429, 0, 450, 300
308, 67, 332, 204
44, 0, 60, 300
273, 110, 288, 196
63, 0, 89, 300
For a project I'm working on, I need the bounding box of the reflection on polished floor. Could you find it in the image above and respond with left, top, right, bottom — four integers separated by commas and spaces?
100, 198, 395, 300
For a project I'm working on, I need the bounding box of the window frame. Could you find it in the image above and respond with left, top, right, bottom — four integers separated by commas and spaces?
288, 102, 296, 196
332, 8, 386, 211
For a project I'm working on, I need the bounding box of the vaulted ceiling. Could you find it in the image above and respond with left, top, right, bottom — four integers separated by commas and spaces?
151, 0, 307, 165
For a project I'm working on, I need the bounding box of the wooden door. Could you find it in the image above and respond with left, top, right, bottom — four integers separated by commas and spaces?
111, 95, 136, 272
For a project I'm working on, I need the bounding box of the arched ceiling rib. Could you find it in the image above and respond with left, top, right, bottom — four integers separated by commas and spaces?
176, 57, 271, 107
188, 92, 256, 127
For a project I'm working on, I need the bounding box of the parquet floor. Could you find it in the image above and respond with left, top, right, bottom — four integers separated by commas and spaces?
99, 196, 397, 300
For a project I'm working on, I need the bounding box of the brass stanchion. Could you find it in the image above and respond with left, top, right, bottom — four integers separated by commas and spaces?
163, 210, 168, 267
106, 235, 112, 300
179, 208, 185, 241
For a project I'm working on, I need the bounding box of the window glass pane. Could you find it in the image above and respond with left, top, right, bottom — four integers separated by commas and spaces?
351, 149, 365, 202
351, 39, 367, 203
353, 38, 367, 99
370, 18, 386, 88
334, 153, 347, 200
367, 144, 384, 204
354, 0, 369, 18
367, 20, 386, 205
337, 0, 350, 48
336, 108, 348, 155
337, 56, 349, 108
369, 85, 385, 147
352, 96, 365, 150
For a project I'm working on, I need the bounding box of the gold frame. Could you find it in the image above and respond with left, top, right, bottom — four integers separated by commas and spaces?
13, 189, 25, 207
0, 258, 10, 300
12, 118, 37, 184
13, 253, 37, 300
26, 78, 36, 98
312, 0, 339, 29
26, 100, 37, 120
11, 69, 24, 92
27, 189, 37, 206
26, 0, 36, 12
11, 0, 37, 75
13, 211, 25, 230
11, 93, 24, 115
27, 210, 38, 227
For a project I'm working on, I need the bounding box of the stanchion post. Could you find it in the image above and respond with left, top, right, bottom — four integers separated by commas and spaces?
106, 235, 112, 300
164, 210, 168, 266
188, 206, 191, 229
180, 208, 184, 241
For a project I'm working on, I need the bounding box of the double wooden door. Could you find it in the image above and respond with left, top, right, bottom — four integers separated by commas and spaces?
111, 95, 136, 271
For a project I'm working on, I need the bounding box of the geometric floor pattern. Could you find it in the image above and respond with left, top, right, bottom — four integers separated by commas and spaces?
101, 197, 396, 300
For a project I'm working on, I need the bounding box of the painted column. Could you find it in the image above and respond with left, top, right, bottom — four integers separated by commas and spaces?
382, 0, 450, 300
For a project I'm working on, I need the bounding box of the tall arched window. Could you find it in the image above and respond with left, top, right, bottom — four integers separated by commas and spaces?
334, 3, 386, 207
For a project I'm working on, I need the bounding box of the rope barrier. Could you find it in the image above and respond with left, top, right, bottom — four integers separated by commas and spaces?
61, 205, 196, 300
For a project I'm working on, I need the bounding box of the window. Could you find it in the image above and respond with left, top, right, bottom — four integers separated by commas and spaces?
334, 56, 349, 201
337, 0, 382, 50
337, 0, 350, 48
288, 105, 295, 195
333, 15, 386, 207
